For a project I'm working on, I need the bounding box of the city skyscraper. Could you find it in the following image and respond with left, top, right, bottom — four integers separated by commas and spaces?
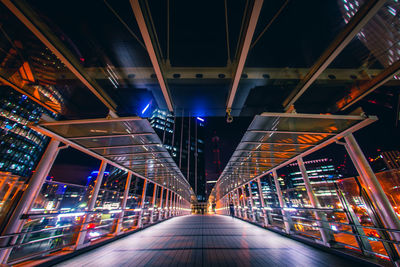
149, 109, 206, 201
0, 86, 55, 177
339, 0, 400, 71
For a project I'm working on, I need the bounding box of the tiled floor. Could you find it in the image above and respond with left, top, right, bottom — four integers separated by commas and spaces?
55, 215, 366, 267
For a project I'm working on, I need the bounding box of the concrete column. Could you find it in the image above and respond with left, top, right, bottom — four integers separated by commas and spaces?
138, 179, 148, 228
0, 139, 60, 264
158, 187, 164, 220
272, 170, 292, 234
345, 133, 400, 242
150, 184, 157, 223
257, 178, 269, 226
164, 189, 169, 219
116, 172, 132, 234
297, 157, 333, 246
76, 160, 107, 248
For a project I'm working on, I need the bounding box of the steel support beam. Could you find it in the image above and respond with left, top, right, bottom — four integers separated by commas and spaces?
150, 184, 157, 223
169, 191, 174, 217
337, 59, 400, 111
158, 187, 164, 220
272, 170, 292, 234
256, 178, 269, 226
241, 141, 315, 146
70, 132, 154, 140
0, 138, 60, 264
130, 0, 174, 112
90, 143, 160, 150
344, 134, 400, 244
235, 188, 241, 217
247, 182, 256, 221
226, 0, 264, 112
297, 158, 334, 246
1, 0, 117, 113
138, 179, 148, 228
116, 172, 133, 235
59, 66, 388, 82
164, 189, 169, 219
283, 0, 386, 110
76, 160, 107, 248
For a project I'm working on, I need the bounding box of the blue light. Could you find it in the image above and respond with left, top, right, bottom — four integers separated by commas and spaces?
141, 103, 150, 114
196, 117, 204, 122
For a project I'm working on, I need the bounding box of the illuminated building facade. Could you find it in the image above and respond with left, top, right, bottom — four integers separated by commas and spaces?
0, 86, 53, 177
339, 0, 400, 71
150, 109, 206, 201
281, 158, 342, 208
286, 158, 341, 188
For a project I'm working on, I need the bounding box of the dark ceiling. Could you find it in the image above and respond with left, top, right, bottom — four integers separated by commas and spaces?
0, 0, 398, 119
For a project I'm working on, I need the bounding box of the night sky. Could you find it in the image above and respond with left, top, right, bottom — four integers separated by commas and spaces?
40, 0, 400, 190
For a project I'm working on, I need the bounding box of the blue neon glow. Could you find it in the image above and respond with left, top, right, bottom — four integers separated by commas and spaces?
141, 103, 150, 114
196, 117, 204, 122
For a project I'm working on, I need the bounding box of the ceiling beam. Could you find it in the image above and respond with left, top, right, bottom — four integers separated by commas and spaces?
226, 0, 264, 113
282, 0, 386, 110
1, 0, 118, 114
57, 67, 388, 82
130, 0, 174, 112
70, 132, 154, 140
0, 74, 58, 114
336, 59, 400, 111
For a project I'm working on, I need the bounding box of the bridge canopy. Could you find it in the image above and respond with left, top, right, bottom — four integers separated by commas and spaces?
34, 117, 194, 201
212, 112, 377, 199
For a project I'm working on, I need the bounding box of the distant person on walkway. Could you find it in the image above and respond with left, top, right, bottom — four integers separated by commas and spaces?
229, 203, 235, 217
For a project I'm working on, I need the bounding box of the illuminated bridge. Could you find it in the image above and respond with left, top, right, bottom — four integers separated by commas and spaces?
0, 0, 400, 266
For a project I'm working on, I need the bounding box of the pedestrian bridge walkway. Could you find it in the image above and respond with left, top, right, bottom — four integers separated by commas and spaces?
53, 215, 366, 267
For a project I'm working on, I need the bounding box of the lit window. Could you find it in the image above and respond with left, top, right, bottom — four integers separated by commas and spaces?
388, 6, 396, 16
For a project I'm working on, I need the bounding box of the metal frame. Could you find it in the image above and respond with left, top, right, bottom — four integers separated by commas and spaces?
248, 130, 337, 135
338, 59, 400, 111
90, 144, 161, 150
0, 75, 59, 114
129, 0, 174, 112
226, 0, 264, 113
241, 141, 316, 146
70, 132, 154, 140
213, 112, 377, 200
1, 0, 117, 113
282, 0, 386, 110
30, 124, 193, 200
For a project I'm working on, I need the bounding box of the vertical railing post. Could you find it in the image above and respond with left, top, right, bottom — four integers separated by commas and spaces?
235, 189, 240, 217
76, 160, 107, 248
344, 133, 400, 244
116, 172, 132, 235
256, 178, 269, 227
174, 193, 178, 216
247, 182, 256, 221
164, 189, 169, 219
150, 184, 157, 223
0, 139, 60, 263
272, 170, 292, 234
241, 187, 248, 219
169, 191, 173, 217
138, 179, 148, 228
235, 188, 240, 217
158, 187, 164, 220
171, 192, 175, 216
297, 157, 334, 246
